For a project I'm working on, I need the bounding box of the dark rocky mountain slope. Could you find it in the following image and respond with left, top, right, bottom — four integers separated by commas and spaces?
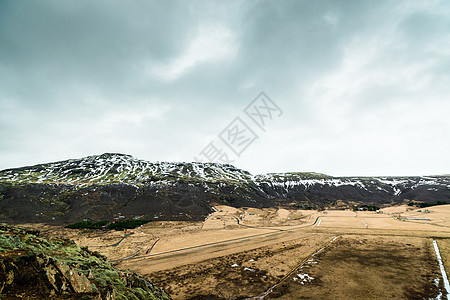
0, 153, 448, 224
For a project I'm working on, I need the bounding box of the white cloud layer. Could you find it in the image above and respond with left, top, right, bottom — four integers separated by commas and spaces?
0, 0, 449, 176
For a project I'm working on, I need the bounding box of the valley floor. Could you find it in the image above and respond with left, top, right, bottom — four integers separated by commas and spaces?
29, 204, 450, 299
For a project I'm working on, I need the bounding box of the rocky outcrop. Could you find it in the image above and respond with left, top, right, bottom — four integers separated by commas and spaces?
0, 251, 95, 297
0, 224, 170, 299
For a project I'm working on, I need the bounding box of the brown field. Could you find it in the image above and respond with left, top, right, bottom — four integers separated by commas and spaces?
30, 204, 450, 299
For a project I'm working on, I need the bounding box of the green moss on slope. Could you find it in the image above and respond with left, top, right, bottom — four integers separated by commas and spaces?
0, 224, 170, 299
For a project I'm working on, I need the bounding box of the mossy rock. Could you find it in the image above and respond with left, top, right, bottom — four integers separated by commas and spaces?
0, 223, 171, 299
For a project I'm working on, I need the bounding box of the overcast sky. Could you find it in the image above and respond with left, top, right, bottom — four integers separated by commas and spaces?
0, 0, 449, 176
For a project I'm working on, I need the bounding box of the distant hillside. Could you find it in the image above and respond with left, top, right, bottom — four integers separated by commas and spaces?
0, 223, 170, 299
0, 153, 448, 224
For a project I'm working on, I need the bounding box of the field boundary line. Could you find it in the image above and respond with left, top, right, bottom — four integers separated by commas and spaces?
246, 235, 339, 300
234, 217, 287, 232
89, 232, 134, 248
110, 247, 143, 262
361, 218, 368, 228
146, 238, 160, 254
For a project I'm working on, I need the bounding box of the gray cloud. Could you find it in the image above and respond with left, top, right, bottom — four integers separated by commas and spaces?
0, 0, 449, 176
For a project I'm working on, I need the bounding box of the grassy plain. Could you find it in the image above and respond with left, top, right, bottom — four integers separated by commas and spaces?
31, 204, 450, 299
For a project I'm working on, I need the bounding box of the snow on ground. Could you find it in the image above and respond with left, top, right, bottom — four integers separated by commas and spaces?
433, 240, 450, 300
293, 273, 314, 284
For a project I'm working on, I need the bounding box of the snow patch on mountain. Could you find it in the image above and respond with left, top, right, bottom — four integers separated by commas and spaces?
0, 153, 253, 185
0, 153, 448, 200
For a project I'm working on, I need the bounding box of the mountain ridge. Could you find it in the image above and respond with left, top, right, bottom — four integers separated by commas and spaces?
2, 152, 448, 184
2, 152, 448, 173
0, 153, 449, 225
